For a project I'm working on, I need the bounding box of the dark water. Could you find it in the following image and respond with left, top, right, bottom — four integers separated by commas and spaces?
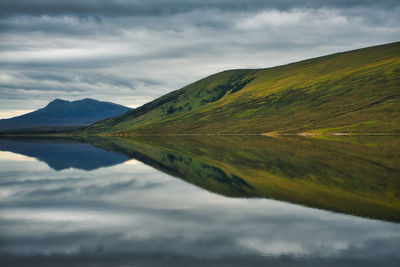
0, 136, 399, 266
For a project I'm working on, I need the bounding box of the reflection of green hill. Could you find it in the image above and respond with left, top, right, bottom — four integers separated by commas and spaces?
86, 135, 400, 222
85, 137, 255, 197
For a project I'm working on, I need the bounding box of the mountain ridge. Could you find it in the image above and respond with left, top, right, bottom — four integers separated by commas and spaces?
0, 98, 131, 130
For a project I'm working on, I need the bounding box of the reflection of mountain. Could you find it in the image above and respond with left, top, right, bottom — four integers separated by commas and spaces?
87, 135, 400, 222
1, 135, 399, 222
0, 138, 129, 171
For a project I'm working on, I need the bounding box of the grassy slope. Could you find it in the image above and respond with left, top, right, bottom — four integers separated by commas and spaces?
83, 42, 400, 134
84, 135, 400, 222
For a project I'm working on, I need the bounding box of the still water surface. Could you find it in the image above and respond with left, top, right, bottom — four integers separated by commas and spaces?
0, 136, 399, 266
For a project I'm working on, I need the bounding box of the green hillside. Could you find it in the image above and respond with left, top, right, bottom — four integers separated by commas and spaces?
82, 42, 400, 135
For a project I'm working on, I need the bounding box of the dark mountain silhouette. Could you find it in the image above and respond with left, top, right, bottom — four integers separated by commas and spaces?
0, 98, 131, 130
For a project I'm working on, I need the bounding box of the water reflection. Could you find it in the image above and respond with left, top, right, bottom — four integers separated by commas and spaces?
87, 135, 400, 222
0, 135, 399, 266
0, 137, 129, 170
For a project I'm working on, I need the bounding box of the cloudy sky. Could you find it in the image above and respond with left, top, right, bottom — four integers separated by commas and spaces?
0, 0, 399, 118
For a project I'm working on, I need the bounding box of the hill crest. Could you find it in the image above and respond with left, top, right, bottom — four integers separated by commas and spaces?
82, 42, 400, 135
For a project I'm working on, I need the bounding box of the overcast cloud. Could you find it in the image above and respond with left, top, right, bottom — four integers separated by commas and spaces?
0, 0, 399, 118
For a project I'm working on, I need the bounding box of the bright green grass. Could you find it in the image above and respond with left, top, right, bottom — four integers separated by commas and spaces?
81, 42, 400, 135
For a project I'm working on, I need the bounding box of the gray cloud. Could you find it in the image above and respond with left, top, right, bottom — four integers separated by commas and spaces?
1, 0, 399, 17
0, 1, 399, 116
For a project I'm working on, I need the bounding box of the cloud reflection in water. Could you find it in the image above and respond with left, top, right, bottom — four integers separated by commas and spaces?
0, 137, 399, 266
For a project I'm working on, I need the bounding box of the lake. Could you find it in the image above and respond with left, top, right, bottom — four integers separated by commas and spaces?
0, 135, 399, 266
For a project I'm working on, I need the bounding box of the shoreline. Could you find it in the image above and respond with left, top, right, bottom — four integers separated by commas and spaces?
1, 132, 400, 138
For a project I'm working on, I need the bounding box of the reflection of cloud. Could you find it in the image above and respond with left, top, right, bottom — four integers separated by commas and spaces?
124, 159, 142, 165
0, 208, 112, 222
0, 229, 399, 267
0, 151, 35, 161
0, 142, 400, 266
0, 252, 392, 267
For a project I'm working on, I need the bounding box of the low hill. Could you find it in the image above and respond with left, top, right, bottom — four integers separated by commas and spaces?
0, 98, 131, 130
83, 42, 400, 135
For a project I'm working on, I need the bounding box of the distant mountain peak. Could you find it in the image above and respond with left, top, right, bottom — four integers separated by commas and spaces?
49, 98, 69, 104
0, 98, 131, 130
79, 98, 97, 102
